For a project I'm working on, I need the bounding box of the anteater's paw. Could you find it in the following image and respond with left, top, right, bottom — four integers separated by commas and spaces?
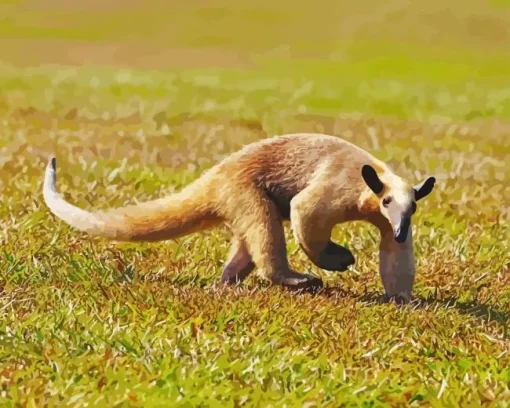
272, 270, 324, 293
382, 292, 411, 305
316, 241, 355, 272
220, 260, 255, 285
220, 275, 242, 286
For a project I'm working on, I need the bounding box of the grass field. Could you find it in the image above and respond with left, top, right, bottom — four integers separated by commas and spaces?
0, 0, 509, 406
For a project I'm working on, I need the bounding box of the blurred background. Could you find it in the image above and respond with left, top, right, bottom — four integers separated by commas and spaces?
2, 0, 510, 117
2, 0, 510, 70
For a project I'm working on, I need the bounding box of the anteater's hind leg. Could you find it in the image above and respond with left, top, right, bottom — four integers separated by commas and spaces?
220, 238, 255, 284
225, 185, 323, 290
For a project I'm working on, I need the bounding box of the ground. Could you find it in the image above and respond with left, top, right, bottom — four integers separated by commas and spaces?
0, 0, 508, 407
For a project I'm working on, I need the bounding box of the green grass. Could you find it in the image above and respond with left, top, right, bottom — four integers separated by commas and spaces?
2, 55, 510, 126
0, 0, 509, 406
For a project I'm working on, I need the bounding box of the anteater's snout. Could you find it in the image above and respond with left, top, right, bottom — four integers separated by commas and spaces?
394, 218, 410, 243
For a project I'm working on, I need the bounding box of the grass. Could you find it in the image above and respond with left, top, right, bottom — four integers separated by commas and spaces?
0, 0, 509, 406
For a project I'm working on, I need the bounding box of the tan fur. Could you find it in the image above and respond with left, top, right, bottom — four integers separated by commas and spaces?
44, 133, 434, 299
44, 161, 222, 241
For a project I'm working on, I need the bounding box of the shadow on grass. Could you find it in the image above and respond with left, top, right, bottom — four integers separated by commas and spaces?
114, 269, 509, 326
348, 290, 509, 325
416, 296, 508, 325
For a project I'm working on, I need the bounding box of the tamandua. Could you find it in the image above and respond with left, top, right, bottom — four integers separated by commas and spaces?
43, 133, 436, 302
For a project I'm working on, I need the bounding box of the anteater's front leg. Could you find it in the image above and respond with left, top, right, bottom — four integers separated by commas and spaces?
290, 188, 355, 272
378, 224, 416, 304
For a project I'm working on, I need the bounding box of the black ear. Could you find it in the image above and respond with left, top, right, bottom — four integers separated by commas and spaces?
361, 165, 384, 195
414, 176, 436, 201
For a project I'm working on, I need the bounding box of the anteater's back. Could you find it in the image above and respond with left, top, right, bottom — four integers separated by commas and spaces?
214, 133, 381, 219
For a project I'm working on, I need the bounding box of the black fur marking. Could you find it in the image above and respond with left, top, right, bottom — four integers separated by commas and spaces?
361, 164, 384, 195
315, 241, 355, 272
414, 176, 436, 201
264, 184, 296, 220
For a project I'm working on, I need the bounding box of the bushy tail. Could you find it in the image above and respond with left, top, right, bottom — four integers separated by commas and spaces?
43, 157, 221, 241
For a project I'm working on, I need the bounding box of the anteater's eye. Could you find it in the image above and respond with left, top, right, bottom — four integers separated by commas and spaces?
382, 197, 392, 207
411, 202, 417, 214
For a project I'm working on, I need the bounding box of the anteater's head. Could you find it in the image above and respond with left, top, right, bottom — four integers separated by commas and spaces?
361, 164, 436, 243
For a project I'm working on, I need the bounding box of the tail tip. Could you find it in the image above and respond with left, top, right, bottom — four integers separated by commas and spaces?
48, 156, 56, 171
44, 155, 58, 194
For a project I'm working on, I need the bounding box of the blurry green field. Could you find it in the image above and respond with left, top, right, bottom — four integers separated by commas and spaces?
0, 0, 509, 407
